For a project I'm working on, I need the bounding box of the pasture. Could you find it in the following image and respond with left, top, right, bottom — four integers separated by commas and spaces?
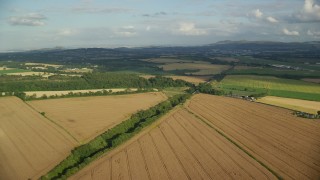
71, 108, 276, 180
187, 94, 320, 179
218, 75, 320, 101
28, 92, 167, 142
0, 97, 76, 180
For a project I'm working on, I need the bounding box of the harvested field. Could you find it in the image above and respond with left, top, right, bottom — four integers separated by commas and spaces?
142, 58, 194, 63
187, 94, 320, 179
71, 108, 276, 180
25, 62, 63, 68
215, 57, 240, 62
140, 75, 210, 85
28, 92, 167, 142
167, 75, 210, 84
25, 88, 138, 98
6, 71, 53, 77
257, 96, 320, 114
0, 67, 13, 70
302, 78, 320, 84
0, 97, 76, 180
160, 63, 230, 75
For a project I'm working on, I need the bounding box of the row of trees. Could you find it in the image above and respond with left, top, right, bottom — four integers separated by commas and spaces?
42, 93, 191, 180
0, 73, 192, 92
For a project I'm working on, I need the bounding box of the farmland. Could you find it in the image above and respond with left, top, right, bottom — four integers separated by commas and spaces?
141, 75, 210, 85
257, 96, 320, 114
71, 108, 276, 180
28, 92, 167, 142
0, 97, 77, 180
160, 62, 230, 75
216, 75, 320, 101
187, 94, 320, 179
24, 88, 138, 98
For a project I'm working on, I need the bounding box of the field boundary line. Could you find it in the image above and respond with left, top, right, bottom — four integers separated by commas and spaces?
24, 101, 80, 144
137, 140, 152, 180
158, 122, 192, 180
184, 107, 283, 180
166, 116, 213, 179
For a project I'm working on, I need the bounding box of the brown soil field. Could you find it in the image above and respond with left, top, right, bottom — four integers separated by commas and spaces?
25, 88, 138, 98
257, 96, 320, 114
71, 108, 276, 180
142, 58, 195, 63
302, 78, 320, 84
234, 65, 261, 70
0, 67, 13, 70
140, 75, 210, 85
160, 63, 230, 75
0, 97, 77, 180
215, 57, 240, 62
28, 92, 167, 142
187, 94, 320, 179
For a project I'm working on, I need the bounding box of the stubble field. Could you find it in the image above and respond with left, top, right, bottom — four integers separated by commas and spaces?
0, 97, 77, 180
27, 92, 167, 142
71, 108, 276, 180
187, 94, 320, 179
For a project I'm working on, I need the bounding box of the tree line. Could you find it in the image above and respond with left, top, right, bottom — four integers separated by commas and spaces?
41, 93, 191, 180
0, 73, 192, 92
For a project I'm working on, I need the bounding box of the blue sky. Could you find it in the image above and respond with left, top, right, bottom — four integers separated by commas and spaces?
0, 0, 319, 51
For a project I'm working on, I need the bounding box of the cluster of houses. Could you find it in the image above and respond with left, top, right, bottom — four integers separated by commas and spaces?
293, 111, 320, 119
270, 64, 300, 70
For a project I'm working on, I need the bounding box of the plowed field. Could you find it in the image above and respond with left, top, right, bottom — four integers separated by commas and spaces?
0, 97, 76, 180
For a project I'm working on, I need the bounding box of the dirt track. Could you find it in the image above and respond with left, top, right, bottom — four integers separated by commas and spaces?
0, 97, 76, 180
187, 94, 320, 179
71, 108, 276, 180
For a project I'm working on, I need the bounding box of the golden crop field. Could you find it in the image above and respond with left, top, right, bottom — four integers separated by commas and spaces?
25, 88, 138, 98
71, 108, 275, 180
28, 92, 167, 142
257, 96, 320, 114
0, 97, 77, 180
187, 94, 320, 179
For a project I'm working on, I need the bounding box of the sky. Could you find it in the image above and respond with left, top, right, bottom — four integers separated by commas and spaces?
0, 0, 320, 51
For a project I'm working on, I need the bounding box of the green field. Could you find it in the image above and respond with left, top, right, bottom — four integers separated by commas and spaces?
0, 68, 31, 74
215, 75, 320, 101
227, 67, 320, 79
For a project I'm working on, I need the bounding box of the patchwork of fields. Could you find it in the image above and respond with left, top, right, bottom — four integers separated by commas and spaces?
217, 75, 320, 101
28, 92, 167, 142
0, 97, 77, 180
71, 108, 276, 180
187, 94, 320, 179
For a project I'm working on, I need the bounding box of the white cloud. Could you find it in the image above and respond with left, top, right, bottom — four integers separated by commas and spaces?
253, 9, 263, 18
307, 29, 320, 37
57, 29, 77, 36
8, 13, 46, 26
114, 26, 137, 37
266, 16, 279, 23
294, 0, 320, 22
283, 28, 300, 36
175, 22, 207, 36
72, 7, 132, 14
